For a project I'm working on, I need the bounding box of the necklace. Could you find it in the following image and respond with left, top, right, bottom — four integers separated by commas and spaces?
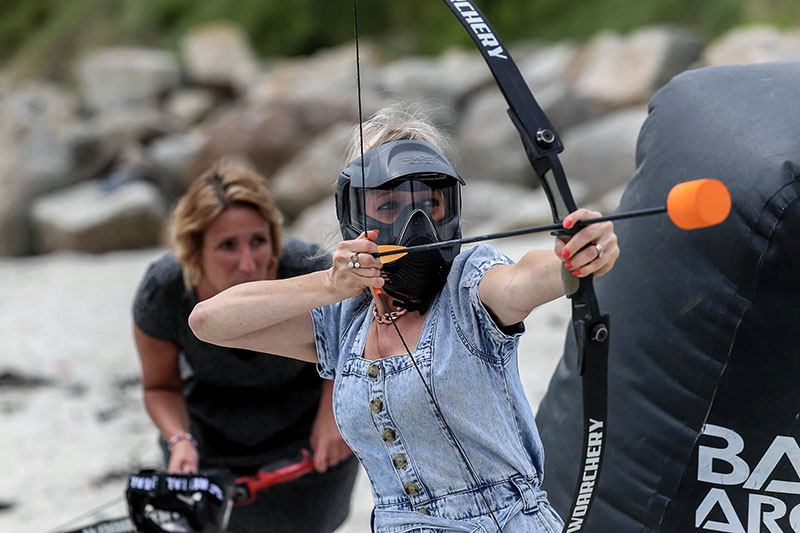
372, 304, 407, 324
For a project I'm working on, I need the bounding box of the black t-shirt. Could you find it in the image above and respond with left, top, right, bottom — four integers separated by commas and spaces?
133, 237, 331, 470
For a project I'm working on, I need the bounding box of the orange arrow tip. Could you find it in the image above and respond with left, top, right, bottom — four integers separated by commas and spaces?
376, 245, 408, 264
666, 179, 731, 230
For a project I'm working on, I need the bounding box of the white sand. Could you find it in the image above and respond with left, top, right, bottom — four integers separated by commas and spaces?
0, 235, 570, 533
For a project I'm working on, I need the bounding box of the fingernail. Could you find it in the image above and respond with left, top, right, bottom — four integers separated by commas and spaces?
563, 219, 574, 229
572, 270, 582, 276
561, 250, 571, 259
565, 262, 573, 270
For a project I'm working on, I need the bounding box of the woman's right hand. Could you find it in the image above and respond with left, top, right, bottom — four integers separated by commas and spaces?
167, 440, 199, 474
328, 230, 384, 298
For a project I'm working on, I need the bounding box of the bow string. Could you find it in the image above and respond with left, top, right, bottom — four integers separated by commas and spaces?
353, 1, 505, 530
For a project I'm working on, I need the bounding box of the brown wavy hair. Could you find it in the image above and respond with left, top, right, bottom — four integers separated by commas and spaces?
170, 164, 284, 290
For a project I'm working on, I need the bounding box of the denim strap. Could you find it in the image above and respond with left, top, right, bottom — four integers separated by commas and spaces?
510, 475, 540, 514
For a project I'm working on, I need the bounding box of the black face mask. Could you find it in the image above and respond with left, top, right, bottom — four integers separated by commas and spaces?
373, 208, 459, 312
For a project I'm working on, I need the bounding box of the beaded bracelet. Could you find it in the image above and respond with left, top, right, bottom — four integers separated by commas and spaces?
167, 432, 198, 451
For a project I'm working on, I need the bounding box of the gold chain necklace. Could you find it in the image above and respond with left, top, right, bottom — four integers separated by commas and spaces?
372, 304, 407, 324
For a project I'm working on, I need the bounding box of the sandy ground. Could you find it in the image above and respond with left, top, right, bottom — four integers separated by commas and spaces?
0, 235, 570, 533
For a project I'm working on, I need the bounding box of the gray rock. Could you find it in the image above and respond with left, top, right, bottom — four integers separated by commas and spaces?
94, 105, 180, 143
270, 123, 352, 221
247, 43, 384, 113
286, 195, 340, 250
455, 89, 534, 187
461, 181, 561, 237
31, 178, 166, 253
518, 42, 580, 91
76, 47, 181, 111
701, 25, 800, 66
145, 131, 206, 199
180, 23, 260, 91
378, 49, 492, 115
454, 84, 596, 187
571, 26, 704, 110
164, 88, 218, 127
559, 106, 649, 200
0, 82, 79, 255
186, 98, 359, 187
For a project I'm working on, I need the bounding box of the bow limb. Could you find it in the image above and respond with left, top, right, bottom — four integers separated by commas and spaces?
443, 2, 609, 531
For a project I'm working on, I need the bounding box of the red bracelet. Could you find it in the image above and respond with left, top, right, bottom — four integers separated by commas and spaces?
167, 432, 198, 451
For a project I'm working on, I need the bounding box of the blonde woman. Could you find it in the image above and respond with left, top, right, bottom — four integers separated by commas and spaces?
132, 166, 358, 532
189, 108, 620, 532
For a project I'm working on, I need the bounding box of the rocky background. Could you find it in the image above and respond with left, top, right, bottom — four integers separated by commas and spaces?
1, 21, 799, 532
3, 23, 799, 258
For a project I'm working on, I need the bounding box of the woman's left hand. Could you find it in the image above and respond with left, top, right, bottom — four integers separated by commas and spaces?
555, 209, 620, 278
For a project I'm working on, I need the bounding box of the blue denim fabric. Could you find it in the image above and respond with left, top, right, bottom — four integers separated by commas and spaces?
311, 245, 563, 533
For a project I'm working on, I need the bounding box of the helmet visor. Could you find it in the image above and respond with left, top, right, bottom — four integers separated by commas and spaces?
347, 175, 460, 242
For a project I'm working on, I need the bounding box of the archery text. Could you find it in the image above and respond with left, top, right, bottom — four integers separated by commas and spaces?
447, 1, 508, 59
567, 419, 604, 532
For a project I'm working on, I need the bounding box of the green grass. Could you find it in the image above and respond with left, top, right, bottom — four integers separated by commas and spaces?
0, 0, 795, 82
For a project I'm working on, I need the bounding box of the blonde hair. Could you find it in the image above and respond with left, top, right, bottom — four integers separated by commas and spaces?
170, 164, 284, 290
344, 103, 452, 164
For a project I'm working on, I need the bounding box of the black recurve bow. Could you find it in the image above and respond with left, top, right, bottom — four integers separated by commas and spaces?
442, 2, 610, 532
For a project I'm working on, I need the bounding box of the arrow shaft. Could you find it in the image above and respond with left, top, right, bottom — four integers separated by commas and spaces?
373, 205, 666, 259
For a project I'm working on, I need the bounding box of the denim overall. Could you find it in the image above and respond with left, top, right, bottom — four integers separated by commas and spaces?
311, 246, 564, 533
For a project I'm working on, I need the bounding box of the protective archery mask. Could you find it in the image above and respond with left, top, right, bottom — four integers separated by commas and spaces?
336, 140, 464, 310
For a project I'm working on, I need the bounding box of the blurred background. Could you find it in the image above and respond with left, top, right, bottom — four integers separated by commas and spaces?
1, 1, 798, 531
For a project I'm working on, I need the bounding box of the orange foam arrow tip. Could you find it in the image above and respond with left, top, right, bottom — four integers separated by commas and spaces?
376, 245, 407, 264
666, 179, 731, 230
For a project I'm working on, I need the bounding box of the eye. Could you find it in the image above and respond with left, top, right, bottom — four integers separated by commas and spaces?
422, 198, 441, 208
217, 239, 235, 251
376, 200, 400, 212
251, 235, 268, 247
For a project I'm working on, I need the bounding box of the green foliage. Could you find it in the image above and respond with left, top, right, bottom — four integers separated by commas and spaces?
0, 0, 795, 81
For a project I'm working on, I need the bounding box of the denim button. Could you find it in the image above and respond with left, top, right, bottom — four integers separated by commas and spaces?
370, 398, 383, 413
419, 508, 431, 516
367, 364, 380, 378
393, 454, 407, 469
382, 429, 396, 443
404, 482, 419, 496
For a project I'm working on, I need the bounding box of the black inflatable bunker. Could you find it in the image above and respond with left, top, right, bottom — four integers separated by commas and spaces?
536, 60, 800, 532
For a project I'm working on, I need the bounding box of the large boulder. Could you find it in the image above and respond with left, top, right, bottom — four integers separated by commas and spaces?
76, 47, 181, 111
454, 84, 597, 188
571, 26, 704, 110
0, 82, 78, 255
31, 177, 166, 253
701, 25, 800, 66
246, 43, 384, 113
185, 100, 353, 187
377, 48, 493, 122
269, 123, 352, 221
558, 106, 648, 201
286, 194, 340, 250
180, 22, 260, 92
